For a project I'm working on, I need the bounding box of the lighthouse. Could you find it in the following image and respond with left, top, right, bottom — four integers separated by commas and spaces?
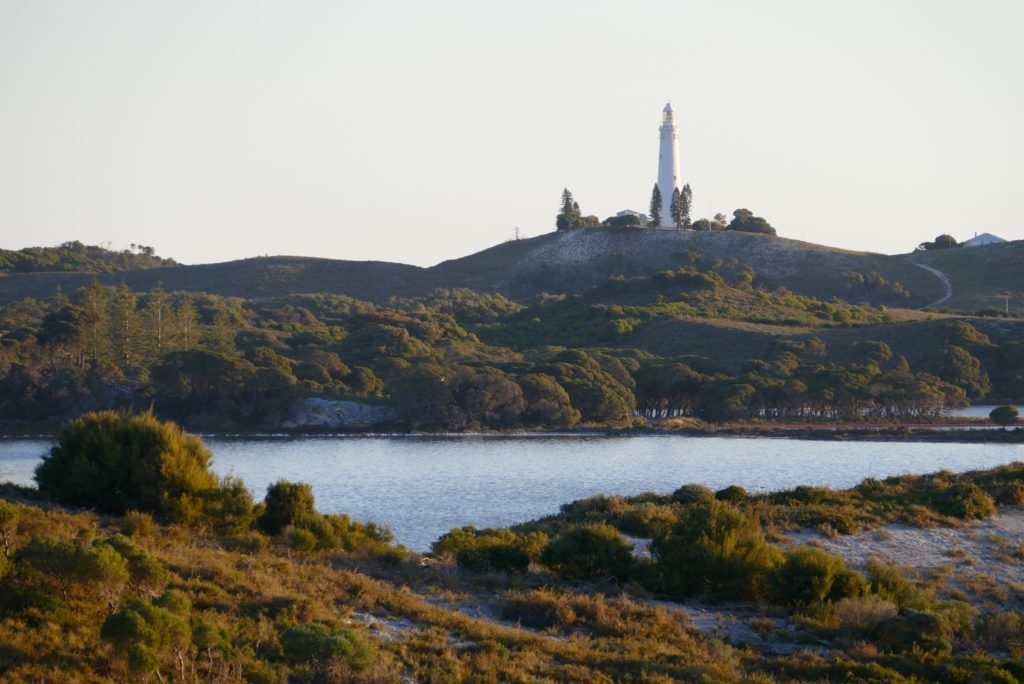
656, 102, 682, 227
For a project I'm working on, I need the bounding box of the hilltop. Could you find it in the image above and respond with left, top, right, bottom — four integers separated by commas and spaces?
3, 228, 1009, 309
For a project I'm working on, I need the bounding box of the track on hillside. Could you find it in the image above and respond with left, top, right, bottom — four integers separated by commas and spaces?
912, 263, 953, 308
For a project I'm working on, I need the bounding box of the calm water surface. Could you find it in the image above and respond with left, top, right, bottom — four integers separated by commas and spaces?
2, 435, 1022, 551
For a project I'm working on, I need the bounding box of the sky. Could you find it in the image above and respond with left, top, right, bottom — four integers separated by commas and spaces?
0, 0, 1021, 266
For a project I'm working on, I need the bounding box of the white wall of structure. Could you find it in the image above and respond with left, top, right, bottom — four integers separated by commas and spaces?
656, 102, 682, 227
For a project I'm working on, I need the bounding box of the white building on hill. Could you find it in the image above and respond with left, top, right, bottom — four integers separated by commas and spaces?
962, 232, 1006, 247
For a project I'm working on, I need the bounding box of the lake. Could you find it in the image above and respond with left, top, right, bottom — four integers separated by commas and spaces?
2, 435, 1022, 551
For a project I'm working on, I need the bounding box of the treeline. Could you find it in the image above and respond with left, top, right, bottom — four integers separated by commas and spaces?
0, 277, 1020, 430
0, 241, 175, 274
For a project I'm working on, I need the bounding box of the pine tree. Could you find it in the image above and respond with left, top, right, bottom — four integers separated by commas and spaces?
143, 284, 170, 364
649, 185, 662, 228
110, 282, 140, 371
681, 184, 693, 229
79, 280, 112, 369
670, 188, 683, 229
557, 189, 575, 230
173, 295, 200, 350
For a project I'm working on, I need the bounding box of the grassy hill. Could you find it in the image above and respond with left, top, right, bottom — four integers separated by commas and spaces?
901, 240, 1024, 312
0, 230, 1019, 316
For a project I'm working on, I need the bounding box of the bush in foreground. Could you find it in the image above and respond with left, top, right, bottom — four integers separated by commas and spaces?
35, 411, 246, 525
652, 500, 782, 601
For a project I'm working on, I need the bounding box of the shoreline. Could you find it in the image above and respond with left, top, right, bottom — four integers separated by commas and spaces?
3, 423, 1022, 443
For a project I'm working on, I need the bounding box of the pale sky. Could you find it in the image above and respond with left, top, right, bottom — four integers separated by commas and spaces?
1, 1, 1021, 266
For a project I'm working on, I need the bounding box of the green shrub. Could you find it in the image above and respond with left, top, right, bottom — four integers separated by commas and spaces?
96, 535, 169, 597
866, 559, 930, 609
671, 484, 715, 505
224, 532, 268, 554
35, 411, 220, 523
618, 503, 677, 538
456, 544, 530, 572
875, 608, 952, 655
432, 525, 546, 571
120, 510, 157, 538
774, 547, 865, 606
935, 483, 996, 520
542, 524, 634, 581
997, 481, 1024, 506
258, 480, 316, 535
18, 535, 129, 603
289, 528, 318, 553
652, 500, 782, 601
294, 514, 339, 551
280, 623, 375, 670
715, 485, 748, 503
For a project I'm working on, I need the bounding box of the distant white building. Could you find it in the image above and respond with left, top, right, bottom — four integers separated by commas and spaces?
656, 103, 683, 228
615, 209, 649, 224
962, 232, 1007, 247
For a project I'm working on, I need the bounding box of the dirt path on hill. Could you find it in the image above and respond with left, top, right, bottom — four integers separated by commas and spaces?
913, 262, 954, 308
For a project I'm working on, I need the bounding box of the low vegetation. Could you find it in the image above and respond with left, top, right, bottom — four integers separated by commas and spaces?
2, 411, 1024, 681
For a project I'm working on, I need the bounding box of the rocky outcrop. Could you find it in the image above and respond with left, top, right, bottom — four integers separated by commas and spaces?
283, 397, 395, 428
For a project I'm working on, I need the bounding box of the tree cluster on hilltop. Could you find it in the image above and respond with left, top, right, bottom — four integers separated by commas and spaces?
0, 241, 176, 274
555, 188, 776, 236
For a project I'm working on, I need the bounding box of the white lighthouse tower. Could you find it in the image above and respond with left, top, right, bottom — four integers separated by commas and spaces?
656, 102, 682, 227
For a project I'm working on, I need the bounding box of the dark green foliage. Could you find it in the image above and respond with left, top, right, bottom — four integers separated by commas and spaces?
101, 592, 192, 678
935, 483, 996, 520
990, 404, 1019, 427
648, 185, 663, 228
918, 234, 959, 250
258, 480, 316, 535
928, 345, 991, 399
671, 484, 715, 505
280, 622, 375, 670
556, 189, 585, 230
652, 500, 782, 601
34, 411, 235, 525
773, 547, 866, 606
876, 609, 952, 655
456, 544, 530, 572
433, 526, 545, 571
95, 535, 169, 597
542, 524, 634, 581
519, 373, 580, 427
866, 559, 928, 608
726, 208, 776, 235
715, 485, 748, 502
18, 536, 129, 603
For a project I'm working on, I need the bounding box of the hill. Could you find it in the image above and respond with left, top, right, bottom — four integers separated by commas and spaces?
902, 239, 1024, 312
0, 229, 968, 308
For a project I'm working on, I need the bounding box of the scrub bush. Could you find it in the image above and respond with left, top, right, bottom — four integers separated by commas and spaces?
652, 500, 782, 601
542, 524, 634, 581
671, 484, 715, 505
774, 547, 867, 606
258, 480, 315, 535
35, 411, 221, 524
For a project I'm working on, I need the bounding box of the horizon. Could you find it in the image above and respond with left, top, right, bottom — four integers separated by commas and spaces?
1, 1, 1022, 267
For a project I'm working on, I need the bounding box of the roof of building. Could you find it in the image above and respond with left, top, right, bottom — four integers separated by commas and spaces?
962, 232, 1007, 247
